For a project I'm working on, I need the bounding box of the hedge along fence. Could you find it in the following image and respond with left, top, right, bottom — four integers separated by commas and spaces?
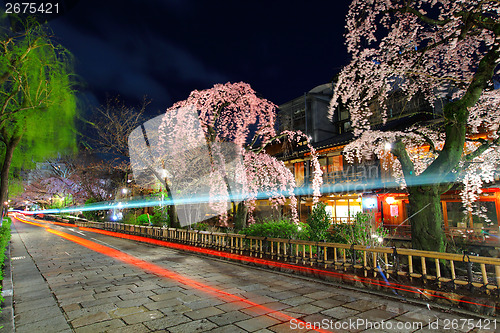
72, 219, 500, 315
0, 218, 11, 301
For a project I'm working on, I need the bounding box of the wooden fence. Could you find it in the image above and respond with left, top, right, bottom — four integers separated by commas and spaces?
72, 220, 500, 301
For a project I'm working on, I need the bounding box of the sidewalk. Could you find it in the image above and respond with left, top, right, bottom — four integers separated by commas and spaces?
9, 220, 72, 332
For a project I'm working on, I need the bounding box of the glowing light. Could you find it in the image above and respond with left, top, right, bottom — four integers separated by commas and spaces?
362, 197, 377, 209
17, 167, 462, 222
76, 227, 500, 310
160, 169, 170, 179
13, 213, 500, 312
385, 196, 395, 205
13, 215, 328, 333
121, 188, 128, 194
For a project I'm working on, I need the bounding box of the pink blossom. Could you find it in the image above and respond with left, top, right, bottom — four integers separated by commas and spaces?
157, 82, 322, 225
331, 0, 500, 215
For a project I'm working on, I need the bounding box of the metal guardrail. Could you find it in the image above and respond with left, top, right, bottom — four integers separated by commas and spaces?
73, 220, 500, 300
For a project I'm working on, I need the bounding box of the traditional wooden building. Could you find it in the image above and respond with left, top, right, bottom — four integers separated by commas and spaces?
273, 83, 500, 241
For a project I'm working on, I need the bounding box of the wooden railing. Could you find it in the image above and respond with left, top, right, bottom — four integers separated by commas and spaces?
73, 220, 500, 303
384, 223, 500, 244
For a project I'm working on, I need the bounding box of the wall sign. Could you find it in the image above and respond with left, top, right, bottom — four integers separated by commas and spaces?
390, 204, 399, 217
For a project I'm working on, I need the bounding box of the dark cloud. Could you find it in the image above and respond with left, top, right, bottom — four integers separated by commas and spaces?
46, 0, 350, 113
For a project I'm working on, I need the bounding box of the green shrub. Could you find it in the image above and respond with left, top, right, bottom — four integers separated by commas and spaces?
0, 218, 12, 304
127, 211, 168, 227
82, 198, 104, 221
123, 212, 136, 224
306, 202, 331, 242
331, 212, 387, 246
150, 210, 168, 227
328, 223, 351, 243
194, 222, 209, 231
136, 214, 150, 225
239, 218, 308, 240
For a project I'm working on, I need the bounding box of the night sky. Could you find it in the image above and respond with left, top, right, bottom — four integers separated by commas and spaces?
6, 0, 352, 116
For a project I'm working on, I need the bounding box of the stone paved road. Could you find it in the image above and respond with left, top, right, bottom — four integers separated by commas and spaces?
8, 216, 498, 332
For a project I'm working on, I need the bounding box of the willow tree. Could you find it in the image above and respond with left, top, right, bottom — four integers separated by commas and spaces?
330, 1, 500, 252
0, 20, 76, 216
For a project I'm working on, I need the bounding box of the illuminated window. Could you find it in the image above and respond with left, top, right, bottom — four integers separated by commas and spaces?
330, 197, 363, 223
294, 162, 304, 186
327, 155, 343, 173
319, 157, 327, 175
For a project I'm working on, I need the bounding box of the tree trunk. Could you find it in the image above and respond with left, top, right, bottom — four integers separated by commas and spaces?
164, 184, 180, 228
234, 201, 248, 231
407, 185, 446, 252
168, 205, 180, 228
158, 167, 180, 228
0, 135, 22, 223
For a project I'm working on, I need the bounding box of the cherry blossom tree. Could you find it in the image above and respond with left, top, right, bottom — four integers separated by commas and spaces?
329, 0, 500, 252
16, 176, 68, 208
14, 156, 117, 209
156, 82, 322, 229
69, 160, 118, 204
15, 160, 77, 208
89, 97, 149, 166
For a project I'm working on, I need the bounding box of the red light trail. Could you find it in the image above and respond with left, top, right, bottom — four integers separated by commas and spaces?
12, 214, 331, 333
13, 213, 499, 312
77, 227, 499, 310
